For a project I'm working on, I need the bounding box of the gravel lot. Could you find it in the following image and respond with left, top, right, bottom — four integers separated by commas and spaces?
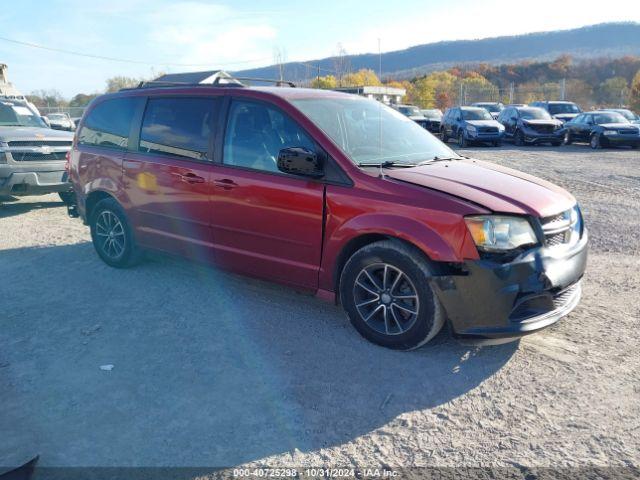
1, 145, 639, 473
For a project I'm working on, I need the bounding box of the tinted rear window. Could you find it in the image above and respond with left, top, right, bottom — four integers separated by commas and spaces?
138, 97, 215, 161
79, 97, 140, 150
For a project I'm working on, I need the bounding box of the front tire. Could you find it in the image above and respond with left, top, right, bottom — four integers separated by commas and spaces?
339, 240, 444, 350
90, 198, 142, 268
590, 133, 601, 149
514, 129, 525, 146
457, 131, 468, 148
564, 131, 572, 145
441, 130, 448, 143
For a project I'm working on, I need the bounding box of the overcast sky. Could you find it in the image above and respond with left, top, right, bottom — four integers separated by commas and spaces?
1, 0, 639, 97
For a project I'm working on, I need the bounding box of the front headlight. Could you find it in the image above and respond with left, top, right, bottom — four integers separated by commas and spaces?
466, 125, 477, 134
497, 124, 505, 131
603, 130, 616, 136
465, 215, 538, 252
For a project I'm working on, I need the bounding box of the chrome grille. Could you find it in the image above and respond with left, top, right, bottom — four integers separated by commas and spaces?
10, 151, 67, 162
8, 140, 72, 147
541, 207, 580, 247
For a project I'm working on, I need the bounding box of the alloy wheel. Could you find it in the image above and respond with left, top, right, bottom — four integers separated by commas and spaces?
352, 263, 420, 336
95, 210, 126, 259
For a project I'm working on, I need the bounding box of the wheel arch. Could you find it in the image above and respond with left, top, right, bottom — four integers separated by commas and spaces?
324, 213, 465, 294
85, 190, 118, 221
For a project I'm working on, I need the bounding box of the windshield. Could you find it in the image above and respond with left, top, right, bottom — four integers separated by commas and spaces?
291, 96, 457, 165
461, 108, 493, 120
593, 112, 628, 124
519, 108, 552, 120
421, 109, 442, 119
475, 103, 503, 113
548, 103, 581, 115
0, 101, 47, 127
398, 106, 422, 117
606, 109, 636, 121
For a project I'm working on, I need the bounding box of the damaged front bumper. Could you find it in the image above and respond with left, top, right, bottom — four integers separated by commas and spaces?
432, 230, 588, 342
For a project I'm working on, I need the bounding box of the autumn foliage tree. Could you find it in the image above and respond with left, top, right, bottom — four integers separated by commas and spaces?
628, 71, 640, 111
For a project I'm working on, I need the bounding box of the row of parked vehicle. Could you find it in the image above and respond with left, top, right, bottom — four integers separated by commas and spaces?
394, 101, 640, 149
42, 112, 79, 131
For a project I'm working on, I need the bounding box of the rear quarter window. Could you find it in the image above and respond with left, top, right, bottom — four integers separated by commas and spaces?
79, 97, 141, 150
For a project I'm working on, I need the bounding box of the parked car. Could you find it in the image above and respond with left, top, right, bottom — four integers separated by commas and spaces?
597, 108, 640, 125
563, 111, 640, 149
420, 108, 443, 133
45, 112, 75, 131
529, 101, 582, 123
471, 102, 504, 119
393, 104, 429, 129
440, 106, 505, 147
0, 99, 74, 202
71, 117, 83, 129
497, 106, 563, 146
68, 85, 587, 350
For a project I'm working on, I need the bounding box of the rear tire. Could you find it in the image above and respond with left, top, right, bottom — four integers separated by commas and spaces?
90, 198, 142, 268
339, 240, 444, 350
551, 141, 562, 147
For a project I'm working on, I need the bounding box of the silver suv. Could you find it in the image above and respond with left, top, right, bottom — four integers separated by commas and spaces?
0, 98, 74, 202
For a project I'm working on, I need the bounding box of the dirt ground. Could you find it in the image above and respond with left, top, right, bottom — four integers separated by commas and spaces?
1, 144, 639, 472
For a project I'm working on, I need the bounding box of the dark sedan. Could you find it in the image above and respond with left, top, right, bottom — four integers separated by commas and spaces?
420, 108, 443, 134
563, 111, 640, 149
497, 106, 563, 146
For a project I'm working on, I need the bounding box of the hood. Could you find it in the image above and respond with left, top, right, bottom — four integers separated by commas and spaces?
385, 159, 575, 218
600, 123, 639, 130
553, 113, 578, 122
522, 118, 562, 127
466, 119, 501, 127
0, 126, 74, 142
409, 115, 427, 121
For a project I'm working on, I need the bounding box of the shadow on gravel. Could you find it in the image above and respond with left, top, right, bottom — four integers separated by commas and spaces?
0, 243, 518, 467
0, 199, 64, 219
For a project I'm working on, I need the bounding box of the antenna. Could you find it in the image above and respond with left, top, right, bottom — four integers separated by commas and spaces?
378, 38, 383, 178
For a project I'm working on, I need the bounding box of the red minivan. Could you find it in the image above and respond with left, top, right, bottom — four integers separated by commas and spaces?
68, 82, 588, 350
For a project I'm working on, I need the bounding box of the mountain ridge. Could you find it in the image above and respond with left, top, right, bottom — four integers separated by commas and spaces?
233, 22, 640, 81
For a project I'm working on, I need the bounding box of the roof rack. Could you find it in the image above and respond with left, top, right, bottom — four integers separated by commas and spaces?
233, 77, 296, 88
121, 75, 296, 92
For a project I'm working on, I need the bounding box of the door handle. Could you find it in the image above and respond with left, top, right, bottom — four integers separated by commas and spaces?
178, 172, 205, 184
213, 178, 238, 189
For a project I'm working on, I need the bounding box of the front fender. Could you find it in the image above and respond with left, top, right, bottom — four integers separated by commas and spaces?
319, 212, 477, 291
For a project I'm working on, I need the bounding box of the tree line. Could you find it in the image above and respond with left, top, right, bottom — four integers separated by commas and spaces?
25, 56, 640, 112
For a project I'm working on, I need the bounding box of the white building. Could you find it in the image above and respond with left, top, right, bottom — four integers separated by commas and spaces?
334, 85, 406, 105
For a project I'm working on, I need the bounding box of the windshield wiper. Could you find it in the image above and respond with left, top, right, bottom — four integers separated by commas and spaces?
357, 161, 416, 168
416, 156, 463, 165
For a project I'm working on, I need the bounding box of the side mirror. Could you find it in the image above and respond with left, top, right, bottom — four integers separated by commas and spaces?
277, 147, 324, 178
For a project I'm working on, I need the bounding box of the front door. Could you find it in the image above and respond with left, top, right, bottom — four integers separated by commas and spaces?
210, 98, 324, 289
123, 95, 219, 259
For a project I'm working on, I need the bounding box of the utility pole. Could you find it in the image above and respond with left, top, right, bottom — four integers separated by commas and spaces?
509, 82, 514, 104
560, 78, 566, 101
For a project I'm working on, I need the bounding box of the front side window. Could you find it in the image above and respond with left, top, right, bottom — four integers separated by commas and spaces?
290, 96, 456, 166
138, 97, 215, 161
223, 100, 315, 173
79, 97, 140, 150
